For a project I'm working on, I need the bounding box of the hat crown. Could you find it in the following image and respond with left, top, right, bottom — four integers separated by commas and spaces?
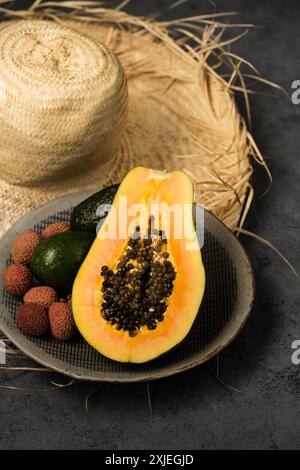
0, 20, 128, 186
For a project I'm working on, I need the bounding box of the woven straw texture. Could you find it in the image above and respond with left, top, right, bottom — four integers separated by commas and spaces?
0, 20, 128, 187
0, 3, 266, 236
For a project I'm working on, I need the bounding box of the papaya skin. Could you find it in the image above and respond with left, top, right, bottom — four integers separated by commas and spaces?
72, 167, 205, 363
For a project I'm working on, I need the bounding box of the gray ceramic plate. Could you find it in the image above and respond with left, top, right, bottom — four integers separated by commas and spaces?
0, 191, 254, 382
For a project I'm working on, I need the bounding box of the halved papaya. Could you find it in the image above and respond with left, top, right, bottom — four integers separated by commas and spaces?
72, 167, 205, 363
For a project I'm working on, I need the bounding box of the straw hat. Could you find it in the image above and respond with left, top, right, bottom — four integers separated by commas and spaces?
0, 3, 265, 237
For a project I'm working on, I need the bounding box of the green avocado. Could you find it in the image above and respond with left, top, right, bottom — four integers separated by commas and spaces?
30, 231, 95, 295
70, 184, 119, 234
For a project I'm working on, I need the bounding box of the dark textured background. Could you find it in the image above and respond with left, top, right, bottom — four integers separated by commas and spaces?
0, 0, 300, 450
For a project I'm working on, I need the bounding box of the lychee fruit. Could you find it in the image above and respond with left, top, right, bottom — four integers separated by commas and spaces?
11, 231, 41, 264
24, 286, 57, 310
41, 222, 70, 239
16, 303, 49, 336
3, 263, 32, 296
49, 302, 76, 341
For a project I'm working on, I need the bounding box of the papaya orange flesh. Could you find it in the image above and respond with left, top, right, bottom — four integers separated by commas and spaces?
72, 167, 205, 363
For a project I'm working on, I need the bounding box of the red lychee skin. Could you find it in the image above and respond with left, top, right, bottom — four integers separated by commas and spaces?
16, 303, 49, 336
41, 222, 70, 239
49, 302, 76, 341
3, 264, 32, 296
24, 286, 57, 310
11, 231, 41, 264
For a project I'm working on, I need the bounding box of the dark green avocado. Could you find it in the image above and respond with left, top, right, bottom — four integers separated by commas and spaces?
70, 184, 119, 234
30, 231, 95, 295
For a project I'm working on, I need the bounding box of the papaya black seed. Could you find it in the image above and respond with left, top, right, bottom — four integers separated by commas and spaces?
129, 329, 137, 337
100, 229, 176, 332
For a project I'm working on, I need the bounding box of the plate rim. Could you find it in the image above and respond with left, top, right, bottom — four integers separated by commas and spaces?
0, 190, 255, 382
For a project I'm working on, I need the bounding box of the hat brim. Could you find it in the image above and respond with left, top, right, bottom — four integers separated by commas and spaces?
0, 14, 256, 236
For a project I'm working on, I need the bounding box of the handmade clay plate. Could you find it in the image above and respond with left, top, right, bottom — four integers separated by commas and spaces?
0, 191, 254, 382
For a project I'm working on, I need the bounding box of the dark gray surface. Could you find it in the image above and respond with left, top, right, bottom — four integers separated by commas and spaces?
0, 0, 299, 450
